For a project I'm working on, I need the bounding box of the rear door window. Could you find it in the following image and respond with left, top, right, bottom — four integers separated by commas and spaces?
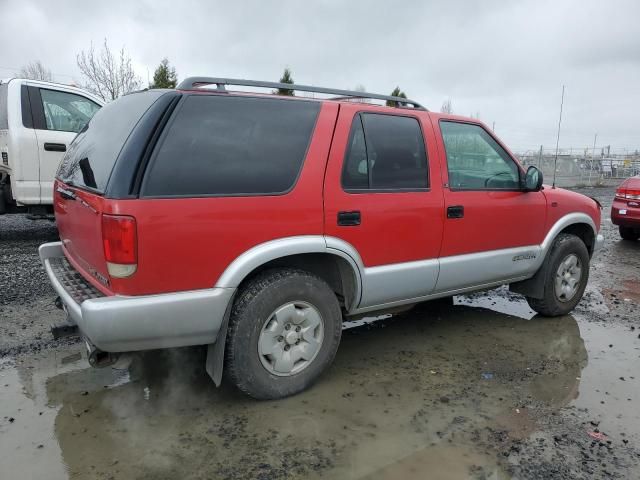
142, 95, 320, 197
57, 90, 165, 193
342, 113, 429, 191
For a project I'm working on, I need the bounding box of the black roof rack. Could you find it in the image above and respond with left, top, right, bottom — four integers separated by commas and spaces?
176, 77, 426, 110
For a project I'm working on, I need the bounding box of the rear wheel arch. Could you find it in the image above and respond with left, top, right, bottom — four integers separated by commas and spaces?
206, 238, 362, 387
215, 236, 363, 311
235, 252, 360, 312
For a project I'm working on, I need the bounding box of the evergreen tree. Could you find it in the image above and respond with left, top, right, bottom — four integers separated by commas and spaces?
386, 86, 407, 107
150, 58, 178, 89
276, 68, 295, 96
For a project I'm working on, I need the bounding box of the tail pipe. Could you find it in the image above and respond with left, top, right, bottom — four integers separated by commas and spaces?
85, 338, 120, 368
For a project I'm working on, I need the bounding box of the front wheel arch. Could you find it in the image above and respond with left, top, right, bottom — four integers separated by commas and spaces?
510, 225, 593, 300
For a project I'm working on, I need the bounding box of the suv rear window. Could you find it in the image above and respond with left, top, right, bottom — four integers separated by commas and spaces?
142, 95, 320, 197
57, 91, 164, 193
0, 83, 8, 130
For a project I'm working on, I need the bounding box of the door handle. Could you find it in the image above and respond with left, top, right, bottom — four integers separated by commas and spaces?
337, 211, 361, 226
447, 205, 464, 219
44, 143, 66, 152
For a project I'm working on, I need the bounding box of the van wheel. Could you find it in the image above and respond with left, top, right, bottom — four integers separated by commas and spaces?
619, 226, 640, 241
526, 234, 589, 317
225, 268, 342, 399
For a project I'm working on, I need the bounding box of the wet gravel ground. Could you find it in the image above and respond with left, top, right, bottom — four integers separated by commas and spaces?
1, 185, 639, 479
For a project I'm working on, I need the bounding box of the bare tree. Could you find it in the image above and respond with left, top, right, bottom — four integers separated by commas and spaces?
77, 39, 141, 101
352, 84, 370, 103
19, 61, 53, 82
440, 98, 453, 114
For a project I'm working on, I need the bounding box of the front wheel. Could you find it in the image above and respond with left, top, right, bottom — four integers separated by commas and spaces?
225, 268, 342, 399
620, 226, 640, 241
526, 234, 590, 317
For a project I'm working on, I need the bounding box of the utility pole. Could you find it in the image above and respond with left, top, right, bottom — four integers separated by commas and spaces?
588, 133, 597, 185
492, 121, 495, 131
538, 145, 543, 169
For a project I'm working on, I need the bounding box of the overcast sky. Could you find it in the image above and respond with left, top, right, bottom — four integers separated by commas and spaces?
1, 0, 638, 154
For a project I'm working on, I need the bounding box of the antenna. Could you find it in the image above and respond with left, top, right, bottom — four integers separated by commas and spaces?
552, 85, 565, 189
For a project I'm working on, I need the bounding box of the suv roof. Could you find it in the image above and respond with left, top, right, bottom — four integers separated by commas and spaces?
176, 77, 427, 111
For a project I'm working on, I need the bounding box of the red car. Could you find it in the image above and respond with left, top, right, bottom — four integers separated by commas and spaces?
40, 77, 603, 399
611, 176, 640, 241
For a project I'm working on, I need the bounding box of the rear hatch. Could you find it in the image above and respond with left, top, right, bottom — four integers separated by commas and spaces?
55, 90, 167, 293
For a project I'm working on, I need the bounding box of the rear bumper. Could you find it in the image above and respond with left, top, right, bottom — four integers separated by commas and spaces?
39, 242, 235, 352
611, 201, 640, 228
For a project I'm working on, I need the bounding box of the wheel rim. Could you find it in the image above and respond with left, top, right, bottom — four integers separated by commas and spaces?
554, 253, 583, 302
258, 301, 324, 377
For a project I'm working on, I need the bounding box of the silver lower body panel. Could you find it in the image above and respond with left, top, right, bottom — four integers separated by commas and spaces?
39, 242, 234, 352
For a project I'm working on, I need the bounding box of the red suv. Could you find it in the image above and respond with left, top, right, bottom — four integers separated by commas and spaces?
40, 77, 603, 399
611, 176, 640, 241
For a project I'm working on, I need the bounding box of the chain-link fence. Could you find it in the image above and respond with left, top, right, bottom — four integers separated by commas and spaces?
517, 152, 640, 188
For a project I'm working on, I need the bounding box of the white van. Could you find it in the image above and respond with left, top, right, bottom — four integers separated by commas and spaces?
0, 78, 104, 216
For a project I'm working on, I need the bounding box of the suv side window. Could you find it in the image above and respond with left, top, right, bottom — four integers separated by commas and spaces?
440, 121, 521, 190
143, 95, 320, 197
342, 113, 428, 191
39, 89, 101, 133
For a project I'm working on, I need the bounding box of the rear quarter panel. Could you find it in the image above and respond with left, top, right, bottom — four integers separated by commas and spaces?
107, 102, 339, 296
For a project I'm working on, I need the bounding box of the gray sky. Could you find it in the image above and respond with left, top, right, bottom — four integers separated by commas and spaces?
1, 0, 638, 154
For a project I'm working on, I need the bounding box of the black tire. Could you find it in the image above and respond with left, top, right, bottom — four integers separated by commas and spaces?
619, 226, 640, 241
225, 268, 342, 399
526, 233, 590, 317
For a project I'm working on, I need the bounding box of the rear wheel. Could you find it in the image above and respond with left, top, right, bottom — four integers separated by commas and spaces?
619, 226, 640, 241
225, 268, 342, 399
526, 234, 589, 317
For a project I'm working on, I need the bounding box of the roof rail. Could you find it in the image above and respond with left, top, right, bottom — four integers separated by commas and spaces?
176, 77, 426, 110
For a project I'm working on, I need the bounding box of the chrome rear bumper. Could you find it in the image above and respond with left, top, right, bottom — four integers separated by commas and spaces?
39, 242, 234, 352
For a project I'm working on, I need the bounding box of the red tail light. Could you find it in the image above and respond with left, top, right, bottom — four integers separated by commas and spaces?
102, 214, 137, 277
616, 188, 640, 201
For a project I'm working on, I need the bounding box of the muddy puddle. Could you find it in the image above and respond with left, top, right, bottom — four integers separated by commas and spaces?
2, 291, 638, 480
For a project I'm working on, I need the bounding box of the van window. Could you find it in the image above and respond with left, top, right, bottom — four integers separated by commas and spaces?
142, 95, 320, 197
39, 89, 101, 133
0, 83, 8, 130
57, 91, 164, 193
342, 113, 429, 190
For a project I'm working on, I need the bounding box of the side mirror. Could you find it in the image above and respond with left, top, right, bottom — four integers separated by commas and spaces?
524, 166, 543, 192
